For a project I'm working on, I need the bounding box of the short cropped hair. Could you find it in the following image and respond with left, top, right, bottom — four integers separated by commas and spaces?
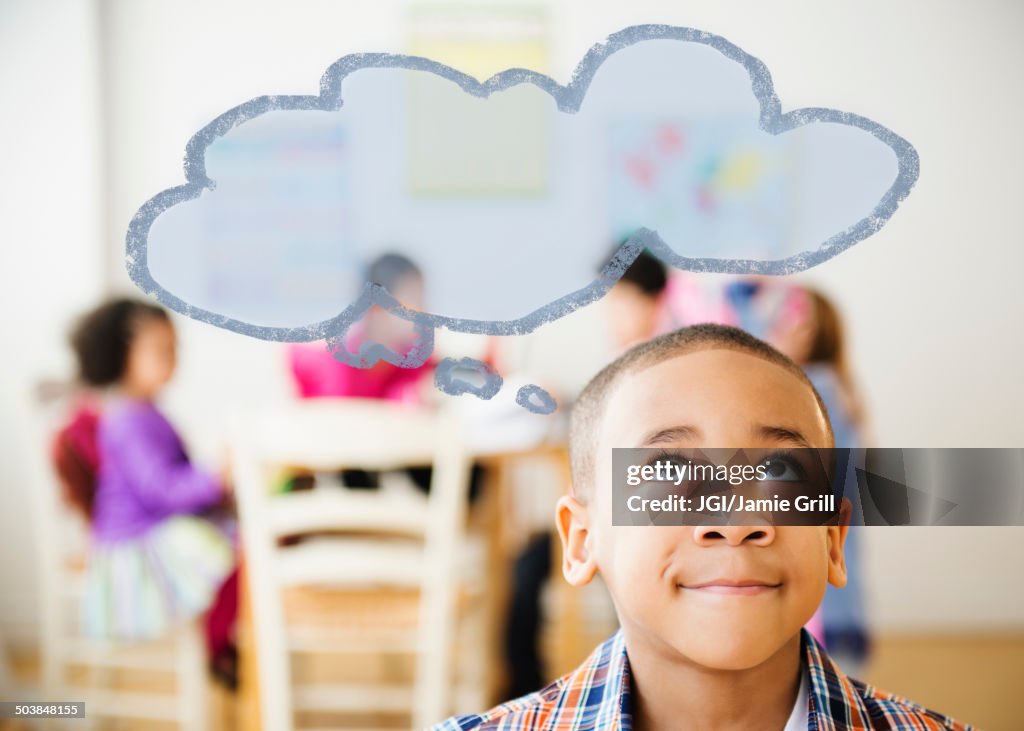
569, 323, 833, 499
70, 298, 169, 387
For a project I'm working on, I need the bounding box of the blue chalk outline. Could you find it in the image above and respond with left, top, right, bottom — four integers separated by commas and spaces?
125, 24, 919, 344
516, 384, 558, 415
434, 357, 504, 399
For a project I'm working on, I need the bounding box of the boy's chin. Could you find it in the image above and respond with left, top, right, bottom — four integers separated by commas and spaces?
664, 627, 795, 671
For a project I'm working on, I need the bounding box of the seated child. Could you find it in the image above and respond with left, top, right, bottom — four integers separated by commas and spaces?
288, 251, 435, 404
432, 323, 971, 730
68, 299, 234, 645
288, 252, 438, 491
603, 247, 669, 352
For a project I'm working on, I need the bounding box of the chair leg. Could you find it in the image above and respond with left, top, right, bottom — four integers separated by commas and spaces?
177, 622, 209, 731
82, 661, 112, 731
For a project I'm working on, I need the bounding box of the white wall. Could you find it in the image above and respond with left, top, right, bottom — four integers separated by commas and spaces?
97, 0, 412, 462
2, 0, 1021, 633
0, 0, 105, 632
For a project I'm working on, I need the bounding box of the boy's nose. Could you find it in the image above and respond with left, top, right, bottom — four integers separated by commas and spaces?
692, 523, 776, 546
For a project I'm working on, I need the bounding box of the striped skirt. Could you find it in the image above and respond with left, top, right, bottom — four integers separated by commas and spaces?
82, 515, 234, 640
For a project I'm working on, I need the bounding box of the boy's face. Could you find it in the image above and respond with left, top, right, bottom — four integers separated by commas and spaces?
558, 348, 848, 671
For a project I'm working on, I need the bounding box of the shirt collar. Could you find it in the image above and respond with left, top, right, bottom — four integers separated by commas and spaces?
803, 628, 873, 730
582, 628, 869, 731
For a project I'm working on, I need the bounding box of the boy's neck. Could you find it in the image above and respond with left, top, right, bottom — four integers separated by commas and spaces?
624, 627, 804, 731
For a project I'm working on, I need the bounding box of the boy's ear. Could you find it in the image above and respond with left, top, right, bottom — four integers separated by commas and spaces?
826, 497, 852, 589
555, 494, 599, 587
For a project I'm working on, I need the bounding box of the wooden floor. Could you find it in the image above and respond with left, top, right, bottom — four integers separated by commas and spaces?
864, 632, 1024, 731
3, 631, 1022, 730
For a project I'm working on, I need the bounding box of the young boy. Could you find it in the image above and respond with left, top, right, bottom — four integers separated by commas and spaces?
433, 324, 971, 730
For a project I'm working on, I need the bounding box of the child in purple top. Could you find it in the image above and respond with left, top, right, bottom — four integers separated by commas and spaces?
92, 400, 223, 540
69, 299, 233, 641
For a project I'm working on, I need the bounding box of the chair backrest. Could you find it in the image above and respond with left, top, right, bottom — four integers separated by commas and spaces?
26, 383, 93, 699
49, 401, 101, 519
231, 398, 473, 730
28, 385, 213, 731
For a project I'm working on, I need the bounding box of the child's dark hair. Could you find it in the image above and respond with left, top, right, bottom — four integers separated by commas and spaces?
70, 298, 169, 387
569, 323, 832, 499
366, 251, 422, 292
602, 243, 668, 298
619, 250, 668, 298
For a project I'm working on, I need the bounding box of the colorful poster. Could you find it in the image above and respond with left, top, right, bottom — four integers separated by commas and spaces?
608, 118, 797, 259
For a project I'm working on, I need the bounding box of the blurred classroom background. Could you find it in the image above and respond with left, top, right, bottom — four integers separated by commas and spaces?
2, 1, 1024, 729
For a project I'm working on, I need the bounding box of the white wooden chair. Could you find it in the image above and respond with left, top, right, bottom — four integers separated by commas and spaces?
231, 398, 475, 730
29, 386, 210, 730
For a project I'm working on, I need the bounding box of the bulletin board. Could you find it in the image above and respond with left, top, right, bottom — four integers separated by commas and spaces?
607, 118, 798, 259
406, 4, 551, 197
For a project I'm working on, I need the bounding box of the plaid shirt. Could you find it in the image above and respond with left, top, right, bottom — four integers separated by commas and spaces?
431, 629, 972, 730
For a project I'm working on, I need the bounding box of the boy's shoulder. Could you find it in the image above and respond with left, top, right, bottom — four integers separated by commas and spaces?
429, 679, 565, 731
806, 634, 973, 731
432, 630, 974, 731
429, 631, 629, 731
842, 675, 972, 731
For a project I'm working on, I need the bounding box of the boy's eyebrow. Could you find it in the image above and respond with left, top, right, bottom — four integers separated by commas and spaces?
637, 425, 814, 447
753, 424, 813, 448
640, 425, 700, 445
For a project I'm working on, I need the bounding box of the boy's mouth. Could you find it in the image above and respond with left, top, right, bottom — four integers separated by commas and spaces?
678, 579, 782, 596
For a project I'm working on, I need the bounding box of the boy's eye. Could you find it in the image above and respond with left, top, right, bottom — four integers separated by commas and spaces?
757, 456, 803, 482
659, 455, 690, 471
640, 452, 689, 475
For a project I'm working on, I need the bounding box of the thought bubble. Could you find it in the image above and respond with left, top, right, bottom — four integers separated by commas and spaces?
126, 24, 918, 410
